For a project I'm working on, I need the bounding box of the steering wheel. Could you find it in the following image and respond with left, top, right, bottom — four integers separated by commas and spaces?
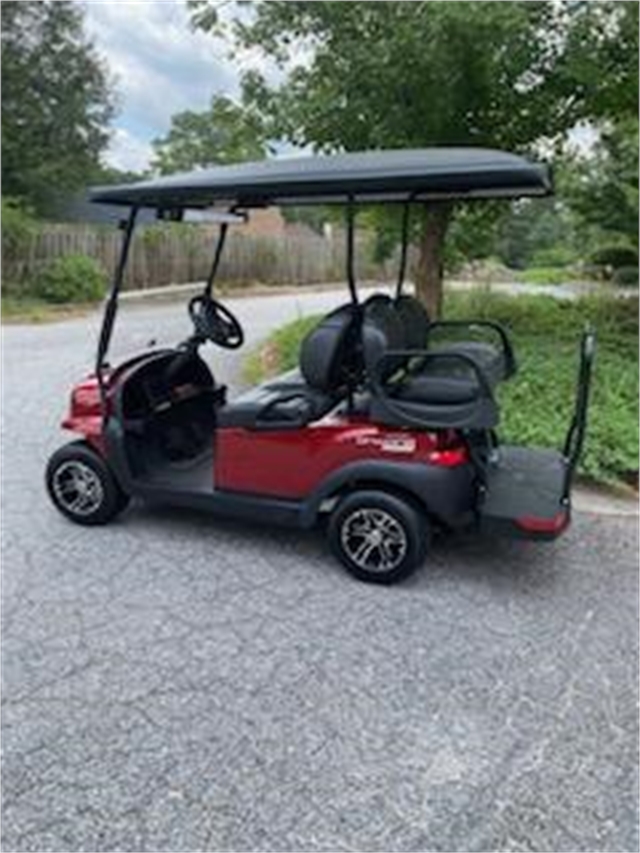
188, 294, 244, 350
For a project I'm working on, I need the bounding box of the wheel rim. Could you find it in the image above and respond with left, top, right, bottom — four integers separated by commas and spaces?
52, 460, 104, 517
340, 507, 408, 573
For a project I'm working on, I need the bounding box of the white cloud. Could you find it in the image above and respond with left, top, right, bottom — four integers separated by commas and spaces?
80, 0, 240, 171
106, 127, 154, 173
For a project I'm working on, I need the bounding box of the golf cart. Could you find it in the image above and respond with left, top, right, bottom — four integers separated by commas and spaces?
45, 149, 595, 583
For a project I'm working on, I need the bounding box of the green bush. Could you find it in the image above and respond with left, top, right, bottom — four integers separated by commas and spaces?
33, 254, 107, 304
590, 245, 639, 273
612, 266, 639, 287
530, 246, 576, 268
1, 197, 37, 258
515, 267, 572, 285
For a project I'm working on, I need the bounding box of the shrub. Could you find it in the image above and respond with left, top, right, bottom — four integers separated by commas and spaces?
515, 267, 571, 285
530, 246, 576, 268
612, 266, 639, 287
1, 197, 37, 258
590, 245, 639, 273
33, 254, 107, 304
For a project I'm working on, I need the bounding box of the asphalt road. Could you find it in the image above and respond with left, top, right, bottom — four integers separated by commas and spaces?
2, 292, 638, 852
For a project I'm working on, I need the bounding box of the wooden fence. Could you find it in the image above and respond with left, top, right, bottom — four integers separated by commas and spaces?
3, 223, 392, 292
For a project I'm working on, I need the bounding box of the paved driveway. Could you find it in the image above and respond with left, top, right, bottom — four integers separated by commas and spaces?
2, 293, 638, 852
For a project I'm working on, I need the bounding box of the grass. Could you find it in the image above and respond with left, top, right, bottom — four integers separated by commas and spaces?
1, 295, 99, 323
514, 267, 576, 286
244, 291, 639, 487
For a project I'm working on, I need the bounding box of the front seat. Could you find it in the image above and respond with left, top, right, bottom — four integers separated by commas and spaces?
217, 304, 360, 429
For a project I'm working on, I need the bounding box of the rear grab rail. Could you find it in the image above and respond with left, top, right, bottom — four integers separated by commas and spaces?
371, 348, 494, 429
426, 319, 517, 378
562, 325, 596, 496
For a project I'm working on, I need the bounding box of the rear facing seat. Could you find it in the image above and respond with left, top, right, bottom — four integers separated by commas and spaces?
360, 295, 500, 429
394, 294, 516, 386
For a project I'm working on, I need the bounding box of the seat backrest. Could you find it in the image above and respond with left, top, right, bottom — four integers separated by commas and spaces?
361, 295, 406, 382
299, 304, 360, 393
394, 295, 431, 349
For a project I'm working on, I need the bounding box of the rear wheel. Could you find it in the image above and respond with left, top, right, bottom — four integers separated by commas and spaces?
46, 441, 129, 526
328, 490, 429, 584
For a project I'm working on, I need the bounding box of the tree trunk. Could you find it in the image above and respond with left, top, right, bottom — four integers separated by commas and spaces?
415, 202, 453, 320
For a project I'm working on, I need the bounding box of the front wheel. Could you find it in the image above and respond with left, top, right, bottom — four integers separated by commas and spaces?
328, 490, 429, 584
45, 441, 130, 526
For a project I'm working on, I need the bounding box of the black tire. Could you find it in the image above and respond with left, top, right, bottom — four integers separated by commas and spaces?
328, 489, 429, 584
45, 441, 130, 526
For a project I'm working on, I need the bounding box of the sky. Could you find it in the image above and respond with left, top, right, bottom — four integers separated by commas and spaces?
81, 0, 245, 174
81, 0, 596, 174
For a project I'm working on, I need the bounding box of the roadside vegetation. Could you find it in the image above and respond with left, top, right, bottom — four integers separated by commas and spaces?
244, 292, 639, 489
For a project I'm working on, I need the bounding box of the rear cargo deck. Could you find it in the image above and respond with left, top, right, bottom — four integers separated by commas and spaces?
480, 445, 570, 538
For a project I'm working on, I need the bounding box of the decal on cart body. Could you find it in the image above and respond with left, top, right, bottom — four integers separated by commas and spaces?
354, 434, 418, 454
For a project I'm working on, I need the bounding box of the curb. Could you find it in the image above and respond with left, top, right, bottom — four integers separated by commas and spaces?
572, 484, 638, 517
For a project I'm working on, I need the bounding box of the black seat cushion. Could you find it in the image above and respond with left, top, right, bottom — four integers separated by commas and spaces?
429, 340, 507, 387
217, 384, 335, 429
391, 374, 480, 405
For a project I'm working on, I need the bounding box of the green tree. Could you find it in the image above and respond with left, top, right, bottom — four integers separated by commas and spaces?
191, 0, 636, 316
152, 95, 267, 174
562, 118, 639, 257
1, 1, 115, 215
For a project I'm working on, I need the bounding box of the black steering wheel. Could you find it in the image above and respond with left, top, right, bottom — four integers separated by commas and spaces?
188, 294, 244, 350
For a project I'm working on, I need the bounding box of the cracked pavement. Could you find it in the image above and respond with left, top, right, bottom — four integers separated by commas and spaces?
2, 293, 638, 852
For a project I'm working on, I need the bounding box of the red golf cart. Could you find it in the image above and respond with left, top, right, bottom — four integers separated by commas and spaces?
45, 149, 594, 583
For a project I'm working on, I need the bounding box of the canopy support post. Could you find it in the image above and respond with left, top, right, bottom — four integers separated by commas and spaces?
395, 201, 412, 299
204, 221, 229, 299
96, 206, 138, 409
346, 197, 358, 305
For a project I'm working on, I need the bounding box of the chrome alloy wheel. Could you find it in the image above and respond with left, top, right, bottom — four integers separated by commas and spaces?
340, 507, 408, 572
51, 460, 104, 517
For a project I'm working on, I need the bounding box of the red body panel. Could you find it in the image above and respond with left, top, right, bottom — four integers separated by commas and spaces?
62, 375, 107, 454
215, 417, 468, 499
62, 373, 468, 500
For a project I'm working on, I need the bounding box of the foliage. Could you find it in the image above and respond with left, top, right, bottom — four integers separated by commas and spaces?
612, 267, 639, 288
495, 196, 578, 270
514, 267, 574, 286
1, 296, 95, 324
557, 1, 638, 124
1, 1, 115, 216
189, 1, 637, 314
1, 197, 38, 260
33, 254, 107, 304
590, 245, 639, 273
562, 117, 639, 255
152, 95, 267, 174
245, 292, 638, 485
190, 0, 626, 311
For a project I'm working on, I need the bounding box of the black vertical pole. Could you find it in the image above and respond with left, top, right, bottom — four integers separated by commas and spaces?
204, 221, 229, 299
96, 206, 138, 407
346, 197, 358, 305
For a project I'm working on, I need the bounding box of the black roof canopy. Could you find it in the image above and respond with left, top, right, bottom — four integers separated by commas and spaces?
90, 148, 553, 210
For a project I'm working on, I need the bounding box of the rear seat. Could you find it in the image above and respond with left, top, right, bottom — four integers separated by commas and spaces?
360, 295, 500, 429
394, 295, 516, 385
